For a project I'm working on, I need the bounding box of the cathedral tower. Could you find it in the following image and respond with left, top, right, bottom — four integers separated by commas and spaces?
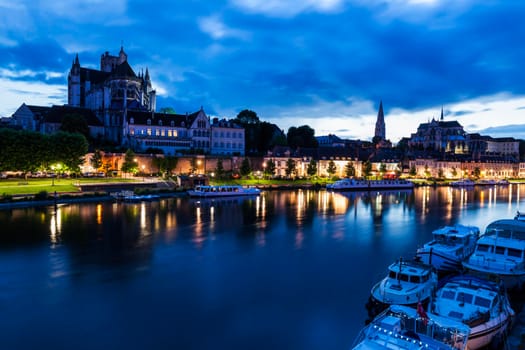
374, 100, 386, 141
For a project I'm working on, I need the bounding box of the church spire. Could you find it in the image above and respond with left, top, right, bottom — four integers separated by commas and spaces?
374, 100, 386, 141
440, 105, 444, 121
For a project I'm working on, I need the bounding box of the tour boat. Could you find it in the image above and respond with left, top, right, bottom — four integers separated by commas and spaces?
353, 305, 470, 350
416, 224, 480, 272
187, 185, 261, 198
431, 275, 514, 350
326, 178, 414, 191
450, 179, 476, 187
366, 258, 438, 319
463, 214, 525, 290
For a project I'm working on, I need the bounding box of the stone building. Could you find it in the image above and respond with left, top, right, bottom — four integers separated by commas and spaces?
67, 46, 156, 144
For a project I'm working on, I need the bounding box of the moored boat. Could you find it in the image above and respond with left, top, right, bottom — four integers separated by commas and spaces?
366, 258, 438, 319
431, 275, 514, 349
187, 185, 261, 198
463, 215, 525, 290
353, 305, 470, 350
416, 224, 480, 273
326, 178, 413, 191
450, 179, 476, 187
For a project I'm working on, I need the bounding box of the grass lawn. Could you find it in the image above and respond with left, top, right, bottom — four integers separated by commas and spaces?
0, 177, 141, 196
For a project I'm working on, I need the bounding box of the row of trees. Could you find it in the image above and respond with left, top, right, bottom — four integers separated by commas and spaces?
234, 109, 318, 155
0, 128, 88, 177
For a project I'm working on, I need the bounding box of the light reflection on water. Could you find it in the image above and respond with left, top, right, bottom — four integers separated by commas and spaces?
0, 185, 524, 349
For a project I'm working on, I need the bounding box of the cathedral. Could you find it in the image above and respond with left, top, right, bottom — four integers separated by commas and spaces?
10, 47, 245, 156
67, 46, 156, 144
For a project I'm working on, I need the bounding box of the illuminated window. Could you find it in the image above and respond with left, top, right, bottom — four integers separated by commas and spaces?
161, 130, 165, 137
130, 128, 135, 135
155, 129, 160, 136
168, 130, 172, 137
147, 128, 152, 136
173, 130, 177, 137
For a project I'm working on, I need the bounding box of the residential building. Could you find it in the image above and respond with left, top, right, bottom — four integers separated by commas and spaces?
11, 103, 104, 138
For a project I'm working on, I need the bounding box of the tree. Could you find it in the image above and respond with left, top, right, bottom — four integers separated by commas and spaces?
424, 165, 431, 178
327, 160, 337, 177
90, 150, 103, 171
287, 125, 318, 149
121, 149, 138, 175
306, 159, 317, 177
50, 132, 89, 174
437, 168, 444, 179
285, 158, 296, 178
215, 158, 225, 179
409, 165, 417, 177
190, 158, 198, 174
363, 160, 372, 178
473, 167, 481, 179
235, 109, 260, 124
60, 113, 90, 139
151, 155, 178, 177
240, 158, 251, 176
379, 163, 387, 178
451, 167, 458, 178
345, 162, 355, 178
264, 159, 276, 178
159, 107, 176, 114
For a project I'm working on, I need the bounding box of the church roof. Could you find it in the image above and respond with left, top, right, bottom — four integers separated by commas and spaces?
44, 105, 103, 126
127, 110, 201, 127
79, 67, 110, 85
110, 61, 136, 78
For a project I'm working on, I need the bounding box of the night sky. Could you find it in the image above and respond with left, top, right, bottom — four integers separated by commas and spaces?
1, 0, 525, 142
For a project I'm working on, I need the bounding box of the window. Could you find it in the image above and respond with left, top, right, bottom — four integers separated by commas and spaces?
477, 244, 491, 253
147, 119, 151, 125
495, 246, 506, 255
168, 130, 172, 137
474, 296, 491, 308
442, 290, 455, 300
171, 121, 174, 127
147, 128, 152, 136
508, 248, 523, 258
456, 292, 473, 304
399, 274, 409, 282
389, 271, 396, 279
159, 120, 163, 126
130, 128, 135, 135
130, 118, 134, 124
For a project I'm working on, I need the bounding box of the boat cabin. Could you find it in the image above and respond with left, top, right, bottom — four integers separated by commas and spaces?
388, 262, 433, 284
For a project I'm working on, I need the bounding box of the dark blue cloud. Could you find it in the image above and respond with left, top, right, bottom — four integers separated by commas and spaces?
1, 1, 525, 137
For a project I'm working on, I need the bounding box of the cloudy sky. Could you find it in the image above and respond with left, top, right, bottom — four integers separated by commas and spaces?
1, 0, 525, 142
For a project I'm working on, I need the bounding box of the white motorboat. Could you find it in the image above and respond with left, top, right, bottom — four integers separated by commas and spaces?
450, 179, 475, 187
353, 305, 470, 350
326, 178, 413, 191
432, 275, 514, 350
367, 258, 438, 319
416, 224, 480, 272
187, 185, 261, 198
463, 215, 525, 290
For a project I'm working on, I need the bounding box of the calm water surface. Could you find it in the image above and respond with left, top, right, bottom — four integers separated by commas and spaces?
1, 185, 524, 349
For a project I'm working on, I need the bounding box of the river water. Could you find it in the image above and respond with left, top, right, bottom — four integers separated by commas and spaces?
0, 185, 523, 349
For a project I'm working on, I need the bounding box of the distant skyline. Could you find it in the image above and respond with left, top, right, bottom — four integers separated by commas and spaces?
1, 1, 525, 142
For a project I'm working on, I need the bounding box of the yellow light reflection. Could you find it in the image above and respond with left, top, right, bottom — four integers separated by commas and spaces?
49, 207, 62, 244
96, 204, 102, 224
140, 202, 146, 230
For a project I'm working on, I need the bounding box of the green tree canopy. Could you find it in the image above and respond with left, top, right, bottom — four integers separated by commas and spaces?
121, 149, 138, 174
235, 109, 260, 124
159, 107, 176, 114
60, 113, 90, 139
287, 125, 318, 149
50, 132, 88, 174
264, 159, 276, 178
285, 158, 296, 178
90, 150, 103, 170
363, 160, 372, 178
306, 159, 317, 177
345, 162, 355, 178
240, 158, 251, 176
327, 160, 337, 177
215, 158, 225, 179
